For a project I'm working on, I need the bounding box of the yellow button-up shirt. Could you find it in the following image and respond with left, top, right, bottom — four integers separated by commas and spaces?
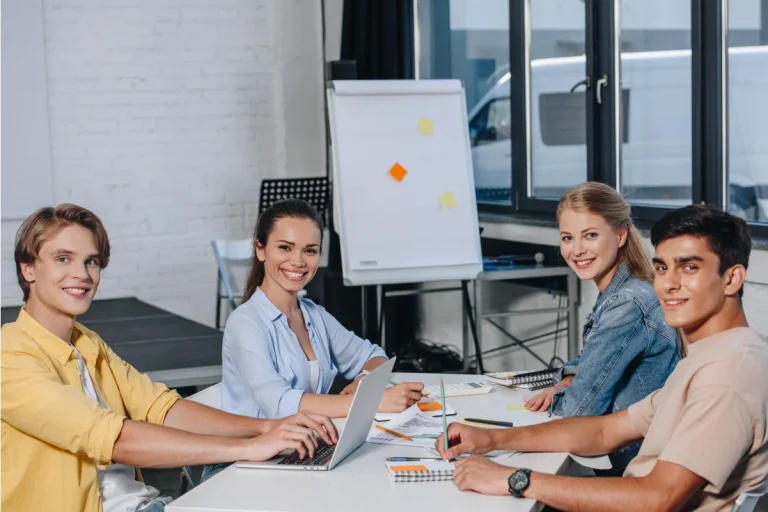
1, 309, 182, 512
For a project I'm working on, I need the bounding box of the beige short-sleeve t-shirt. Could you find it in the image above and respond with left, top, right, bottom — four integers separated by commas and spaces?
625, 327, 768, 512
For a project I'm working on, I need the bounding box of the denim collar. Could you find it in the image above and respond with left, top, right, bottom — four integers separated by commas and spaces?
594, 262, 632, 310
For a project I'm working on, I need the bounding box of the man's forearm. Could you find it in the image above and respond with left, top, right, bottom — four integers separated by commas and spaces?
492, 415, 617, 456
164, 400, 270, 437
526, 472, 666, 512
113, 419, 246, 468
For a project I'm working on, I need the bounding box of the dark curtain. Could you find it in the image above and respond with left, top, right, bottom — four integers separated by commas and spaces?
340, 0, 414, 79
324, 0, 416, 356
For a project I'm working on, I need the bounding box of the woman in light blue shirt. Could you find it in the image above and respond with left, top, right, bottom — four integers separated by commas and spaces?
219, 199, 424, 421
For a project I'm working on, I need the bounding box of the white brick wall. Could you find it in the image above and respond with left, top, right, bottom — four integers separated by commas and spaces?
1, 0, 326, 326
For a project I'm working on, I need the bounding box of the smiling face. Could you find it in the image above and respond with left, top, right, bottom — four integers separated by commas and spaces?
652, 235, 746, 341
256, 216, 322, 296
20, 225, 103, 319
559, 208, 627, 291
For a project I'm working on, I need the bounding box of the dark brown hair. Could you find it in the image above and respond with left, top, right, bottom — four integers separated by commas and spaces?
15, 204, 111, 302
242, 199, 324, 302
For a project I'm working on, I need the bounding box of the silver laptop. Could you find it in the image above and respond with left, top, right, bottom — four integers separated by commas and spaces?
235, 357, 396, 471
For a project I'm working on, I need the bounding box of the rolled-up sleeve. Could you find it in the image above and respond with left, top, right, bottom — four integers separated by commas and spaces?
317, 305, 387, 380
100, 338, 181, 425
224, 313, 304, 418
1, 349, 126, 465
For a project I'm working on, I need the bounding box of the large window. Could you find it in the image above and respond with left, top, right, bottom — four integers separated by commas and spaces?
619, 1, 692, 210
416, 0, 512, 205
529, 2, 587, 200
416, 0, 768, 236
728, 1, 768, 224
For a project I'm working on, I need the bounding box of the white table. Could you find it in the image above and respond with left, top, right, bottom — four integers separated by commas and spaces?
167, 373, 572, 512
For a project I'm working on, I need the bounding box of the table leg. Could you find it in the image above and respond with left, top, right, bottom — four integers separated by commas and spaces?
462, 282, 469, 370
376, 284, 384, 350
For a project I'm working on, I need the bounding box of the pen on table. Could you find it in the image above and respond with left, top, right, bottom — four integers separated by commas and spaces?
386, 457, 443, 462
374, 424, 413, 441
463, 418, 515, 428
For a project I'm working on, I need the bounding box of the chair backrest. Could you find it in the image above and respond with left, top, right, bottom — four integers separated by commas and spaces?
733, 490, 766, 512
211, 239, 253, 306
187, 382, 222, 409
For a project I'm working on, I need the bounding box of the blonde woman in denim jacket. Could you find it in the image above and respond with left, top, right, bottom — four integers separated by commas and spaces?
525, 183, 683, 475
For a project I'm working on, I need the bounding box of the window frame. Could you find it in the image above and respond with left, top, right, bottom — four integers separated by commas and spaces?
416, 0, 768, 238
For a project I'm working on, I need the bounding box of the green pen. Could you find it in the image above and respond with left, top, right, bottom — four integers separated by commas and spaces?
440, 378, 448, 453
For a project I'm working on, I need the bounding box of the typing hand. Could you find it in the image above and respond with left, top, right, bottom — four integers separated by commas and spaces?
378, 382, 425, 413
435, 423, 495, 460
271, 411, 338, 446
244, 422, 321, 462
454, 455, 517, 496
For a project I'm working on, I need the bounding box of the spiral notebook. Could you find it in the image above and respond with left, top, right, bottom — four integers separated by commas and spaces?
385, 460, 454, 482
485, 368, 558, 390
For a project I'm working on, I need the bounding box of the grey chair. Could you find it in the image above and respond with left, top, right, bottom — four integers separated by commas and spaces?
733, 490, 767, 512
211, 239, 252, 329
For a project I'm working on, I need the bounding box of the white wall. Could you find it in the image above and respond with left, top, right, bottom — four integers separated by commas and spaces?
1, 0, 326, 326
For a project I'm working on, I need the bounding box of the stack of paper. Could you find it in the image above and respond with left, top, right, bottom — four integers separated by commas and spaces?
367, 405, 454, 449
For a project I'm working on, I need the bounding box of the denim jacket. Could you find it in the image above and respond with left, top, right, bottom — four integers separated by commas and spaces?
551, 263, 681, 473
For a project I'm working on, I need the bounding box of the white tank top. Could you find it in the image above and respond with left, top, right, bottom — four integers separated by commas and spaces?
308, 360, 320, 392
73, 347, 170, 512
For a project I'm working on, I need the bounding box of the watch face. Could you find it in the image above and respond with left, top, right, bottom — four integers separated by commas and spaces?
510, 471, 529, 491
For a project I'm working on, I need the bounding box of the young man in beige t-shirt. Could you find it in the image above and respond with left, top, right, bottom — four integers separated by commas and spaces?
434, 205, 768, 511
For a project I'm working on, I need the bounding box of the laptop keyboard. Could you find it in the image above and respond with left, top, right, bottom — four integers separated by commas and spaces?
277, 439, 336, 466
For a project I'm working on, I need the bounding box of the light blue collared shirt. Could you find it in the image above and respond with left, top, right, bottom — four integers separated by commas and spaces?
220, 288, 388, 419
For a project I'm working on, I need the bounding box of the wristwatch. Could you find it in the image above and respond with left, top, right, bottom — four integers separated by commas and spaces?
355, 369, 371, 380
508, 468, 532, 498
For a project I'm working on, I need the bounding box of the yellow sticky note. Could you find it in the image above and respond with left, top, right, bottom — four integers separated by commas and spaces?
417, 118, 433, 135
438, 191, 457, 209
505, 403, 529, 412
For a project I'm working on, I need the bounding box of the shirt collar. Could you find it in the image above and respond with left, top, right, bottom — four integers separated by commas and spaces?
15, 308, 100, 364
595, 262, 632, 307
253, 287, 312, 327
16, 308, 75, 362
686, 327, 754, 357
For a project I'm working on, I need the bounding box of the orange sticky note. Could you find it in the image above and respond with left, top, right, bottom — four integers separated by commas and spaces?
390, 465, 429, 472
417, 118, 433, 135
438, 191, 457, 209
388, 162, 408, 182
418, 401, 443, 412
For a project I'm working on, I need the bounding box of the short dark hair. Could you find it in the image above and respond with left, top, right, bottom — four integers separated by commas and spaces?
651, 205, 751, 297
15, 204, 111, 302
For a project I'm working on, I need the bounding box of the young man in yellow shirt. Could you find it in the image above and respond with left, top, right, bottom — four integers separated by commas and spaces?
1, 204, 339, 512
435, 205, 768, 512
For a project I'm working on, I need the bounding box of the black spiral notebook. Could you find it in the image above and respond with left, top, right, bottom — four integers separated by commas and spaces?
485, 368, 558, 390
